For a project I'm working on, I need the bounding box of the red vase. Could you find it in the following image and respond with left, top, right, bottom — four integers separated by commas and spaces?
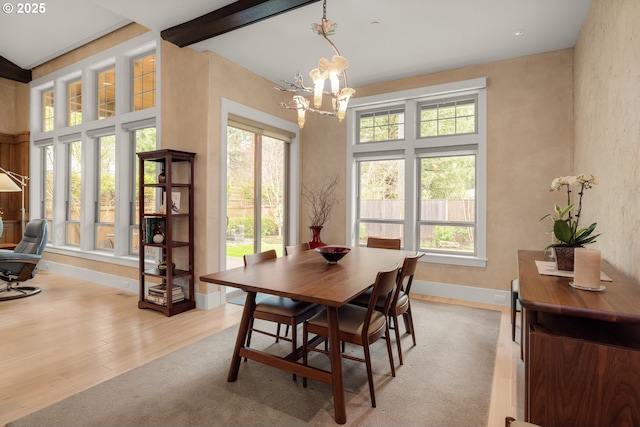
308, 226, 326, 249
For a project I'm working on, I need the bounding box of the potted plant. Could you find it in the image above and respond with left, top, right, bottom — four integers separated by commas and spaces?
541, 173, 600, 270
302, 175, 339, 248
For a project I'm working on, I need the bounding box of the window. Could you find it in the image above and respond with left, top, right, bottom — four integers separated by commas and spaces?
418, 154, 476, 254
225, 121, 290, 268
356, 158, 404, 245
66, 140, 82, 246
419, 97, 476, 138
30, 33, 159, 262
42, 145, 54, 242
358, 108, 405, 143
132, 126, 157, 256
42, 90, 54, 132
97, 68, 115, 119
68, 79, 82, 126
347, 78, 487, 267
95, 135, 116, 251
132, 53, 156, 111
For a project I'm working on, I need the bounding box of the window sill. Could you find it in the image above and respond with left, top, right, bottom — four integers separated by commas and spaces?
43, 245, 150, 269
419, 252, 487, 268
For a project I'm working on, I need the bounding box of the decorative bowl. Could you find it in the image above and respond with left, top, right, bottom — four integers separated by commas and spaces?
315, 245, 351, 264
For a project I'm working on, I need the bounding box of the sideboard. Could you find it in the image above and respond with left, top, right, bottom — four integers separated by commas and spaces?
517, 250, 640, 427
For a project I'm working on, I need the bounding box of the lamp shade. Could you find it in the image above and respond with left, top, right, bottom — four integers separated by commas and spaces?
0, 173, 21, 192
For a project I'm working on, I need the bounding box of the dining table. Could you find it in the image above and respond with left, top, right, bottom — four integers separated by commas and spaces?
200, 245, 417, 424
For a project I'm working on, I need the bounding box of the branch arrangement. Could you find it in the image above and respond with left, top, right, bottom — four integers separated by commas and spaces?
302, 175, 340, 227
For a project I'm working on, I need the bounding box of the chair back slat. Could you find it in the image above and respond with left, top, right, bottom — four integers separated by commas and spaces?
243, 249, 277, 266
364, 265, 400, 331
285, 242, 310, 255
366, 237, 401, 250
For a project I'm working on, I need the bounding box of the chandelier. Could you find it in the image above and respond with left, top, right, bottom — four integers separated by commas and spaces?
275, 0, 355, 128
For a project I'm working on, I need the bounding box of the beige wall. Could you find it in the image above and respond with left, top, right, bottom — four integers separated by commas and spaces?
27, 2, 640, 297
0, 77, 29, 134
574, 0, 640, 280
302, 50, 575, 291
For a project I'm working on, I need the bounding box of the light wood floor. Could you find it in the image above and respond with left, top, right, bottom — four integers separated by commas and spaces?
0, 271, 521, 426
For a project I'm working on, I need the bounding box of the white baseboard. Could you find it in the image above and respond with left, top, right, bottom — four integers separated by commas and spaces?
411, 279, 510, 307
37, 260, 510, 309
39, 260, 209, 309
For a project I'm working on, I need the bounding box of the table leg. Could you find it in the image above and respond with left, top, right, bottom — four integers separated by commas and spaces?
227, 291, 256, 382
326, 306, 346, 424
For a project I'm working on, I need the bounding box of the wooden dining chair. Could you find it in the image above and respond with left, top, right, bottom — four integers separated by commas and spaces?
366, 236, 401, 250
284, 242, 310, 255
243, 249, 323, 380
302, 265, 400, 407
350, 252, 423, 365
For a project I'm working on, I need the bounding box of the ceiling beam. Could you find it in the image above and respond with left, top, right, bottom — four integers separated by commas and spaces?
0, 56, 31, 83
161, 0, 319, 47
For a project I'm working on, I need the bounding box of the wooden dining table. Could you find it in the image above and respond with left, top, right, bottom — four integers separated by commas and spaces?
200, 246, 416, 424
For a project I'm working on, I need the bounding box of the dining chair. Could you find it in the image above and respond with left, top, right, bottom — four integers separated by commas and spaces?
366, 236, 401, 250
284, 242, 310, 255
350, 252, 424, 365
302, 265, 400, 407
243, 249, 323, 380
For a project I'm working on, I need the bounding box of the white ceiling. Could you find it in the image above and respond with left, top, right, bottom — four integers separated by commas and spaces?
0, 0, 592, 87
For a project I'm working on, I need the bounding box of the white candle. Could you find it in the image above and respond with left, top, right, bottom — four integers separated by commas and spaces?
574, 248, 602, 288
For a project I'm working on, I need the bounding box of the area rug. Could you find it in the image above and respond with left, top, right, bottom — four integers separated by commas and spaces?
8, 300, 500, 427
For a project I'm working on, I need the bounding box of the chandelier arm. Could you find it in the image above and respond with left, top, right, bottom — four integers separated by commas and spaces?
279, 102, 337, 117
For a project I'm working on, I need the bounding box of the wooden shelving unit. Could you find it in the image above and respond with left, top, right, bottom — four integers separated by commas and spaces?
137, 149, 195, 316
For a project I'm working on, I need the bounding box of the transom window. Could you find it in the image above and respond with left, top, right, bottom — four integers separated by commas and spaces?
357, 108, 405, 143
68, 79, 82, 126
42, 90, 54, 132
97, 68, 116, 119
419, 97, 476, 138
132, 53, 156, 111
347, 78, 487, 267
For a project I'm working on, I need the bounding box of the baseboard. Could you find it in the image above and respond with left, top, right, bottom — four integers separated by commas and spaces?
411, 279, 510, 307
39, 260, 210, 309
38, 260, 510, 309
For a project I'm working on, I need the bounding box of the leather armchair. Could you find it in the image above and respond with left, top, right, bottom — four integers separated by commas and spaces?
0, 219, 48, 301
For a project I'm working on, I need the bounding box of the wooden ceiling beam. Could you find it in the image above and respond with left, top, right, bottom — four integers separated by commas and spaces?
0, 56, 31, 83
161, 0, 319, 47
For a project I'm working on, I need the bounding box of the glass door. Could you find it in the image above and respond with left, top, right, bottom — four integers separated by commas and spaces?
225, 125, 287, 269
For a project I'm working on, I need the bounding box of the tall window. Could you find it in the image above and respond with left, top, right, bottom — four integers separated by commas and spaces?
225, 120, 290, 268
356, 159, 404, 245
132, 53, 156, 111
418, 154, 476, 254
31, 34, 158, 261
68, 79, 82, 126
97, 68, 115, 119
42, 145, 54, 242
66, 141, 82, 246
95, 135, 116, 251
348, 78, 487, 267
132, 127, 157, 256
42, 90, 54, 132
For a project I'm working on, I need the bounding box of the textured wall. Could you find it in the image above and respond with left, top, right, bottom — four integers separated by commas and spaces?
303, 50, 575, 291
574, 0, 640, 280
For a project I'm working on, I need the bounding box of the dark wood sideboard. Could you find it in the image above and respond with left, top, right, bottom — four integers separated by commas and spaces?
518, 250, 640, 427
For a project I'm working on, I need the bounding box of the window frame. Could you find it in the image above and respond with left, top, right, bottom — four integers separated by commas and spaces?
28, 32, 160, 266
346, 78, 487, 267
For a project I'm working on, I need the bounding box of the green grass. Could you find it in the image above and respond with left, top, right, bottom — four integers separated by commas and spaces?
226, 243, 283, 258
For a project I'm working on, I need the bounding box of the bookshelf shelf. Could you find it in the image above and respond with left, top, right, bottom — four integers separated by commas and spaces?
137, 149, 196, 316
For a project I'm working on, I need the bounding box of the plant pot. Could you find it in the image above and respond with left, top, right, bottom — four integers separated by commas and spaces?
554, 246, 575, 271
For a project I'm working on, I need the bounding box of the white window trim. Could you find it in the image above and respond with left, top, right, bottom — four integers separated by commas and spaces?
346, 78, 487, 267
219, 98, 301, 270
29, 32, 160, 267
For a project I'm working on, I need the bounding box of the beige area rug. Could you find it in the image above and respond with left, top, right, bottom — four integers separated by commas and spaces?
8, 300, 500, 427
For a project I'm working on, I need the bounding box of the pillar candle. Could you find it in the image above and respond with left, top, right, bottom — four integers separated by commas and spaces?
574, 248, 602, 288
